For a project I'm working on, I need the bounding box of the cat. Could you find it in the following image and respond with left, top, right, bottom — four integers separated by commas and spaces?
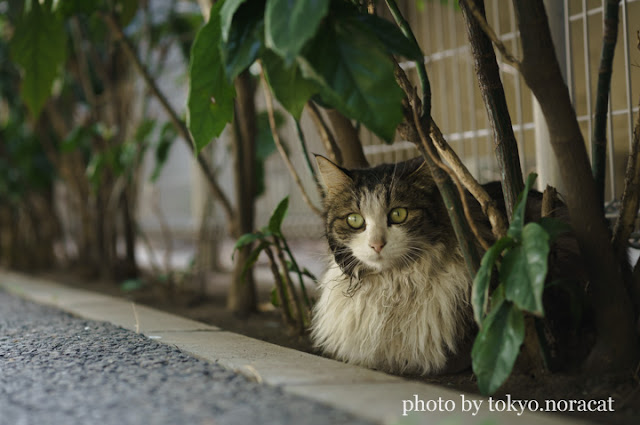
310, 155, 489, 375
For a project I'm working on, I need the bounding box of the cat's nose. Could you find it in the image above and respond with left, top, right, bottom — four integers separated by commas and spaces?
370, 241, 386, 254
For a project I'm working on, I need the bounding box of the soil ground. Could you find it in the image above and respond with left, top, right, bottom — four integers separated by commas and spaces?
37, 266, 640, 425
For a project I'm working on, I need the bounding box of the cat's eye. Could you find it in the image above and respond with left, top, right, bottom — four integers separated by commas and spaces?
389, 207, 408, 224
347, 213, 365, 229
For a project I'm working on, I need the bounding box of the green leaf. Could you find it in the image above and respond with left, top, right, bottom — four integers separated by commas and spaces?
298, 17, 404, 142
264, 0, 330, 64
114, 0, 139, 27
508, 173, 537, 240
220, 0, 247, 42
538, 217, 571, 242
351, 14, 423, 60
187, 1, 236, 152
10, 0, 67, 118
120, 278, 145, 292
241, 241, 268, 279
472, 236, 514, 325
262, 49, 318, 120
233, 232, 268, 259
220, 2, 264, 81
134, 119, 156, 143
58, 0, 102, 17
472, 300, 525, 395
501, 222, 550, 315
151, 122, 177, 182
270, 287, 280, 307
268, 196, 289, 236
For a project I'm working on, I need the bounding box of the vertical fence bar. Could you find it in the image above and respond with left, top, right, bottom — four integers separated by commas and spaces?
621, 0, 634, 150
564, 0, 575, 104
582, 0, 594, 150
465, 44, 481, 177
448, 0, 464, 154
509, 0, 526, 172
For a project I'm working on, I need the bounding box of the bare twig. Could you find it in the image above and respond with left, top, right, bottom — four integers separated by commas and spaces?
429, 121, 508, 238
592, 0, 622, 206
274, 236, 306, 333
260, 70, 322, 216
612, 97, 640, 254
459, 0, 521, 70
263, 245, 295, 327
385, 0, 431, 117
306, 101, 342, 165
541, 185, 558, 217
410, 99, 492, 250
101, 12, 235, 226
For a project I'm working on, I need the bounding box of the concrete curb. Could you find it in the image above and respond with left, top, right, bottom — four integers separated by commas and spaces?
0, 270, 589, 425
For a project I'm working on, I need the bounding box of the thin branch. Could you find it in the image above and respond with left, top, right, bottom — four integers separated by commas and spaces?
260, 69, 323, 216
612, 96, 640, 254
411, 101, 492, 251
592, 0, 622, 206
459, 0, 521, 70
274, 236, 306, 334
429, 120, 508, 238
69, 17, 98, 111
295, 120, 318, 185
263, 245, 295, 327
385, 0, 431, 118
101, 12, 235, 226
541, 185, 558, 217
306, 101, 343, 165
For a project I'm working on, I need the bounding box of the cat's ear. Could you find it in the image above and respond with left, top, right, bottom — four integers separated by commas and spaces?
407, 157, 435, 190
315, 155, 352, 195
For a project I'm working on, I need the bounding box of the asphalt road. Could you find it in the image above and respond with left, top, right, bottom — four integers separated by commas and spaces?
0, 290, 373, 425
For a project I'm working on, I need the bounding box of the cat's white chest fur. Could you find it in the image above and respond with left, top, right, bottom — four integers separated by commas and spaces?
311, 246, 471, 375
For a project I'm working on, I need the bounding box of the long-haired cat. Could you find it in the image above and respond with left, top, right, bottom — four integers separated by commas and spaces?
311, 155, 485, 375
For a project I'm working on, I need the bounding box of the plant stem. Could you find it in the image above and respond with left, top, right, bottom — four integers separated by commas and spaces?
306, 101, 343, 165
273, 236, 306, 333
592, 0, 622, 207
263, 245, 295, 327
295, 120, 318, 183
385, 0, 430, 118
260, 69, 322, 216
280, 236, 312, 310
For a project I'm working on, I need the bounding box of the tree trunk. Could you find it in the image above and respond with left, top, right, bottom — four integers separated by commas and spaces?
460, 0, 524, 219
227, 71, 258, 315
512, 0, 639, 370
326, 110, 369, 168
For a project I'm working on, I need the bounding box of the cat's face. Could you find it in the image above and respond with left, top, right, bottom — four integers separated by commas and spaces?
316, 156, 450, 276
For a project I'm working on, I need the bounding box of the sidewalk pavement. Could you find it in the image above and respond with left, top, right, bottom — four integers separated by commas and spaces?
0, 270, 589, 425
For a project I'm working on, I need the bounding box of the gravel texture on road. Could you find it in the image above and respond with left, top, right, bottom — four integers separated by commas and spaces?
0, 290, 373, 425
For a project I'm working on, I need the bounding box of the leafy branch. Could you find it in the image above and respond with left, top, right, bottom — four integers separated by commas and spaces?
233, 197, 314, 333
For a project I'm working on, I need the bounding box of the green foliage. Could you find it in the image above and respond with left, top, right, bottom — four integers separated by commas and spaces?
264, 0, 330, 64
268, 196, 289, 236
232, 196, 312, 327
471, 173, 571, 395
187, 0, 236, 152
10, 0, 67, 117
150, 122, 177, 182
188, 0, 408, 149
471, 288, 525, 395
261, 50, 318, 120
